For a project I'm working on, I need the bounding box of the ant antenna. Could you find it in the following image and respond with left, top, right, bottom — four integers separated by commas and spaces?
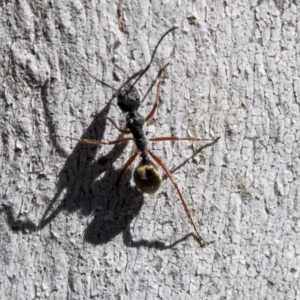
67, 27, 177, 97
129, 27, 177, 90
67, 56, 118, 93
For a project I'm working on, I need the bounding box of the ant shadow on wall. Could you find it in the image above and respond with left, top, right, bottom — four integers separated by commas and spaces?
3, 28, 219, 249
2, 77, 199, 249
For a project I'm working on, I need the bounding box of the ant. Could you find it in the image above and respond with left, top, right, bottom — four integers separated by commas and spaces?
54, 27, 219, 246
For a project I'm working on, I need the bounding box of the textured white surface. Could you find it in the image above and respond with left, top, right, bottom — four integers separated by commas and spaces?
1, 1, 300, 299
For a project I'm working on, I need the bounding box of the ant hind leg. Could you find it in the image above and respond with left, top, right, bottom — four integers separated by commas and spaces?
116, 150, 139, 185
147, 150, 206, 247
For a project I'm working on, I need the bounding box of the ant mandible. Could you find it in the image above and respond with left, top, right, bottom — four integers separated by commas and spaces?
54, 27, 220, 246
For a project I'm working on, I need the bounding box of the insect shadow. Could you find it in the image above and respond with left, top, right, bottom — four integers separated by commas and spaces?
3, 66, 195, 250
39, 80, 142, 245
3, 27, 219, 248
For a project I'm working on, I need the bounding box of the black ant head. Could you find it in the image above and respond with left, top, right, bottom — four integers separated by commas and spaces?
117, 86, 140, 113
134, 159, 162, 194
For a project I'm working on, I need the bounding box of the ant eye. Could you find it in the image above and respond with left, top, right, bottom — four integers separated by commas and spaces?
134, 160, 161, 194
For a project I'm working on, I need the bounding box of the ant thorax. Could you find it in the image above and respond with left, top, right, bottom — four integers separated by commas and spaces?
126, 111, 147, 152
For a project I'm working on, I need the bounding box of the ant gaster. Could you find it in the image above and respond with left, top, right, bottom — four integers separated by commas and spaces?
54, 27, 220, 246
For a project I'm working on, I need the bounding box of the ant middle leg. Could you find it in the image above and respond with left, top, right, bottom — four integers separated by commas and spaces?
149, 137, 219, 142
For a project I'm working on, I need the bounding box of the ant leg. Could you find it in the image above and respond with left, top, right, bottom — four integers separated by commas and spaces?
116, 150, 139, 185
53, 134, 133, 146
144, 63, 169, 122
150, 137, 220, 142
107, 137, 134, 145
147, 150, 206, 246
105, 116, 130, 134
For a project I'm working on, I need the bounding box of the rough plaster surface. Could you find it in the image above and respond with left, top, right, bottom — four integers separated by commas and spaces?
1, 1, 300, 299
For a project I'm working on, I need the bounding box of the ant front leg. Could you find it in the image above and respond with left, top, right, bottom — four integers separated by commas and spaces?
105, 116, 131, 134
144, 63, 169, 122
